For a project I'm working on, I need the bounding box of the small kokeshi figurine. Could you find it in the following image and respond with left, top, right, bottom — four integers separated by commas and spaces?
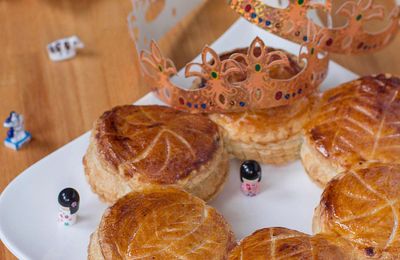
3, 111, 31, 150
240, 160, 262, 197
58, 188, 80, 226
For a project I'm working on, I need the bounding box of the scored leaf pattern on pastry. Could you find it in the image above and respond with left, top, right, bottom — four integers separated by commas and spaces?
305, 74, 400, 168
98, 187, 235, 259
228, 227, 351, 259
95, 105, 220, 184
318, 163, 400, 258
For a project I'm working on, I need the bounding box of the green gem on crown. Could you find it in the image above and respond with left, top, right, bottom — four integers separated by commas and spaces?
158, 65, 163, 72
311, 48, 315, 55
298, 0, 304, 5
211, 71, 218, 79
356, 14, 362, 21
255, 64, 261, 72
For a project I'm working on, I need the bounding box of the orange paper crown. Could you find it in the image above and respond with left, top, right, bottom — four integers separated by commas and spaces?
229, 0, 399, 54
139, 26, 329, 113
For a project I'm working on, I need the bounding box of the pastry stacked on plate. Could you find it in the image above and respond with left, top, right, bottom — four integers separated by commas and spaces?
301, 74, 400, 186
231, 162, 400, 259
88, 162, 400, 259
83, 45, 313, 205
83, 38, 400, 260
230, 74, 400, 259
88, 186, 235, 259
83, 105, 228, 204
83, 105, 235, 258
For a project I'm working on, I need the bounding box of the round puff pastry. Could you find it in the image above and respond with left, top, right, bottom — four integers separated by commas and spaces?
314, 163, 400, 259
228, 227, 354, 259
83, 105, 228, 204
208, 47, 312, 165
301, 74, 400, 186
88, 186, 236, 259
210, 96, 313, 165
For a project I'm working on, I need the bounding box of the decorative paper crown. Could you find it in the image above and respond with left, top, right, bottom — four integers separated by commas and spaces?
229, 0, 399, 54
139, 27, 329, 113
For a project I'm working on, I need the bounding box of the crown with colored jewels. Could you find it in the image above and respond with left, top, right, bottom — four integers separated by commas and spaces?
138, 26, 329, 113
229, 0, 399, 54
130, 0, 399, 113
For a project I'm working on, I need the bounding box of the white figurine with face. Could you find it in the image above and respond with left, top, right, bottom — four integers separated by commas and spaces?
240, 160, 262, 197
47, 35, 84, 62
3, 111, 31, 150
58, 188, 80, 226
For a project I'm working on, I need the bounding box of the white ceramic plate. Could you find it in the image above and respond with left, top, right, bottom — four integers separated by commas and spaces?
0, 18, 358, 260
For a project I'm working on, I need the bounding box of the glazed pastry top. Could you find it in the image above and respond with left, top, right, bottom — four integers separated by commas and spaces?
228, 227, 353, 259
317, 163, 400, 258
97, 187, 235, 259
94, 105, 221, 184
304, 74, 400, 168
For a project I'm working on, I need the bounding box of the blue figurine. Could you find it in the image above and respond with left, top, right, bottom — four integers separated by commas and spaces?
3, 111, 31, 150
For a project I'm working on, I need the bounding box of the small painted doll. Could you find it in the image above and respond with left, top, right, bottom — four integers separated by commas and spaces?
240, 160, 262, 197
58, 188, 80, 226
3, 111, 31, 150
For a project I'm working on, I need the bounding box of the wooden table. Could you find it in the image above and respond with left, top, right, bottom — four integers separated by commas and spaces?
0, 0, 399, 259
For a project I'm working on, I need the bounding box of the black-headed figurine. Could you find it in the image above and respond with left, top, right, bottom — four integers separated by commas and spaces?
240, 160, 262, 196
58, 188, 80, 226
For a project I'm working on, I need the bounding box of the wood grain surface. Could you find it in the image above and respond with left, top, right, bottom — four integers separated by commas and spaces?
0, 0, 399, 259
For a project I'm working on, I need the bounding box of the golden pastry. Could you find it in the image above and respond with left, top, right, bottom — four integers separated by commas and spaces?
228, 227, 354, 259
210, 96, 313, 165
301, 74, 400, 186
88, 186, 236, 259
314, 163, 400, 259
208, 47, 314, 165
83, 105, 228, 204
